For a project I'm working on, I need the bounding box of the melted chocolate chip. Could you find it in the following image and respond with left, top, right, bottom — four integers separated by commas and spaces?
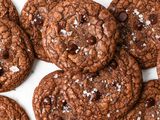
135, 40, 145, 49
79, 14, 88, 24
135, 21, 144, 31
67, 43, 78, 55
145, 97, 156, 108
118, 11, 128, 22
0, 50, 9, 59
43, 97, 51, 105
33, 13, 44, 26
149, 14, 158, 25
0, 67, 4, 76
92, 90, 101, 101
86, 36, 97, 45
62, 100, 67, 107
88, 71, 99, 78
109, 60, 118, 69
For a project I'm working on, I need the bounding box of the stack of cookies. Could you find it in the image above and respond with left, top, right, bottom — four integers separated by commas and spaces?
0, 0, 160, 120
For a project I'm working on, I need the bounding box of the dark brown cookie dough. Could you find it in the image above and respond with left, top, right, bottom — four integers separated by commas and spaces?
0, 95, 29, 120
0, 19, 34, 92
108, 0, 159, 69
20, 0, 62, 61
33, 49, 142, 120
123, 80, 160, 120
0, 0, 19, 24
42, 0, 118, 72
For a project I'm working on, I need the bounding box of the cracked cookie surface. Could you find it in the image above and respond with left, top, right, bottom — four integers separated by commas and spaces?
123, 80, 160, 120
33, 49, 142, 120
108, 0, 159, 69
157, 42, 160, 78
42, 0, 118, 72
0, 19, 34, 92
20, 0, 62, 61
0, 0, 19, 24
0, 96, 29, 120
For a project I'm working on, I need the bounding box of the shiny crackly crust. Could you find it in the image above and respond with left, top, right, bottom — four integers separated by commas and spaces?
33, 49, 142, 120
123, 80, 160, 120
0, 19, 34, 92
0, 0, 19, 24
42, 0, 118, 72
0, 96, 29, 120
108, 0, 159, 69
20, 0, 62, 61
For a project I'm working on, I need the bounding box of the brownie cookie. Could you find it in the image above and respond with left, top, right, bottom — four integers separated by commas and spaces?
0, 0, 19, 24
42, 0, 118, 72
123, 80, 160, 120
0, 19, 34, 92
33, 49, 142, 120
108, 0, 159, 69
20, 0, 62, 61
0, 95, 29, 120
157, 42, 160, 78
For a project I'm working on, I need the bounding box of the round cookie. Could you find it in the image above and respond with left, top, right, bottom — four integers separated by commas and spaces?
123, 80, 160, 120
0, 0, 19, 24
108, 0, 159, 69
0, 19, 34, 92
33, 49, 142, 120
20, 0, 62, 61
0, 96, 29, 120
42, 0, 118, 72
157, 42, 160, 78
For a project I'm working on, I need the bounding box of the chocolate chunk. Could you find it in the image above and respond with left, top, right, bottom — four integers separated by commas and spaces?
86, 36, 97, 45
118, 11, 128, 22
145, 97, 155, 108
92, 90, 101, 101
67, 43, 78, 55
109, 60, 118, 69
135, 21, 144, 31
33, 13, 44, 26
149, 14, 158, 25
0, 67, 4, 76
135, 40, 145, 49
0, 50, 9, 59
43, 97, 52, 105
79, 14, 88, 24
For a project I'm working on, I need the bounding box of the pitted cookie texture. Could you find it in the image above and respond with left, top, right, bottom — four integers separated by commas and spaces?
123, 80, 160, 120
42, 0, 118, 72
20, 0, 63, 61
0, 0, 19, 24
108, 0, 159, 69
33, 49, 142, 120
0, 19, 34, 92
0, 96, 29, 120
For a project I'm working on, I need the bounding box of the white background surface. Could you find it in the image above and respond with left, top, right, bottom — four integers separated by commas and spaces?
0, 0, 158, 120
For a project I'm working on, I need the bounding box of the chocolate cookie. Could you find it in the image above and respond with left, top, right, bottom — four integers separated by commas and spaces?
0, 95, 29, 120
20, 0, 62, 61
157, 42, 160, 78
123, 80, 160, 120
108, 0, 159, 69
0, 0, 19, 24
0, 19, 34, 92
42, 0, 118, 72
33, 49, 142, 120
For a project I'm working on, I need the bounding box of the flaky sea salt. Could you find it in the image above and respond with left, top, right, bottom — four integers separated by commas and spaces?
9, 66, 19, 73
